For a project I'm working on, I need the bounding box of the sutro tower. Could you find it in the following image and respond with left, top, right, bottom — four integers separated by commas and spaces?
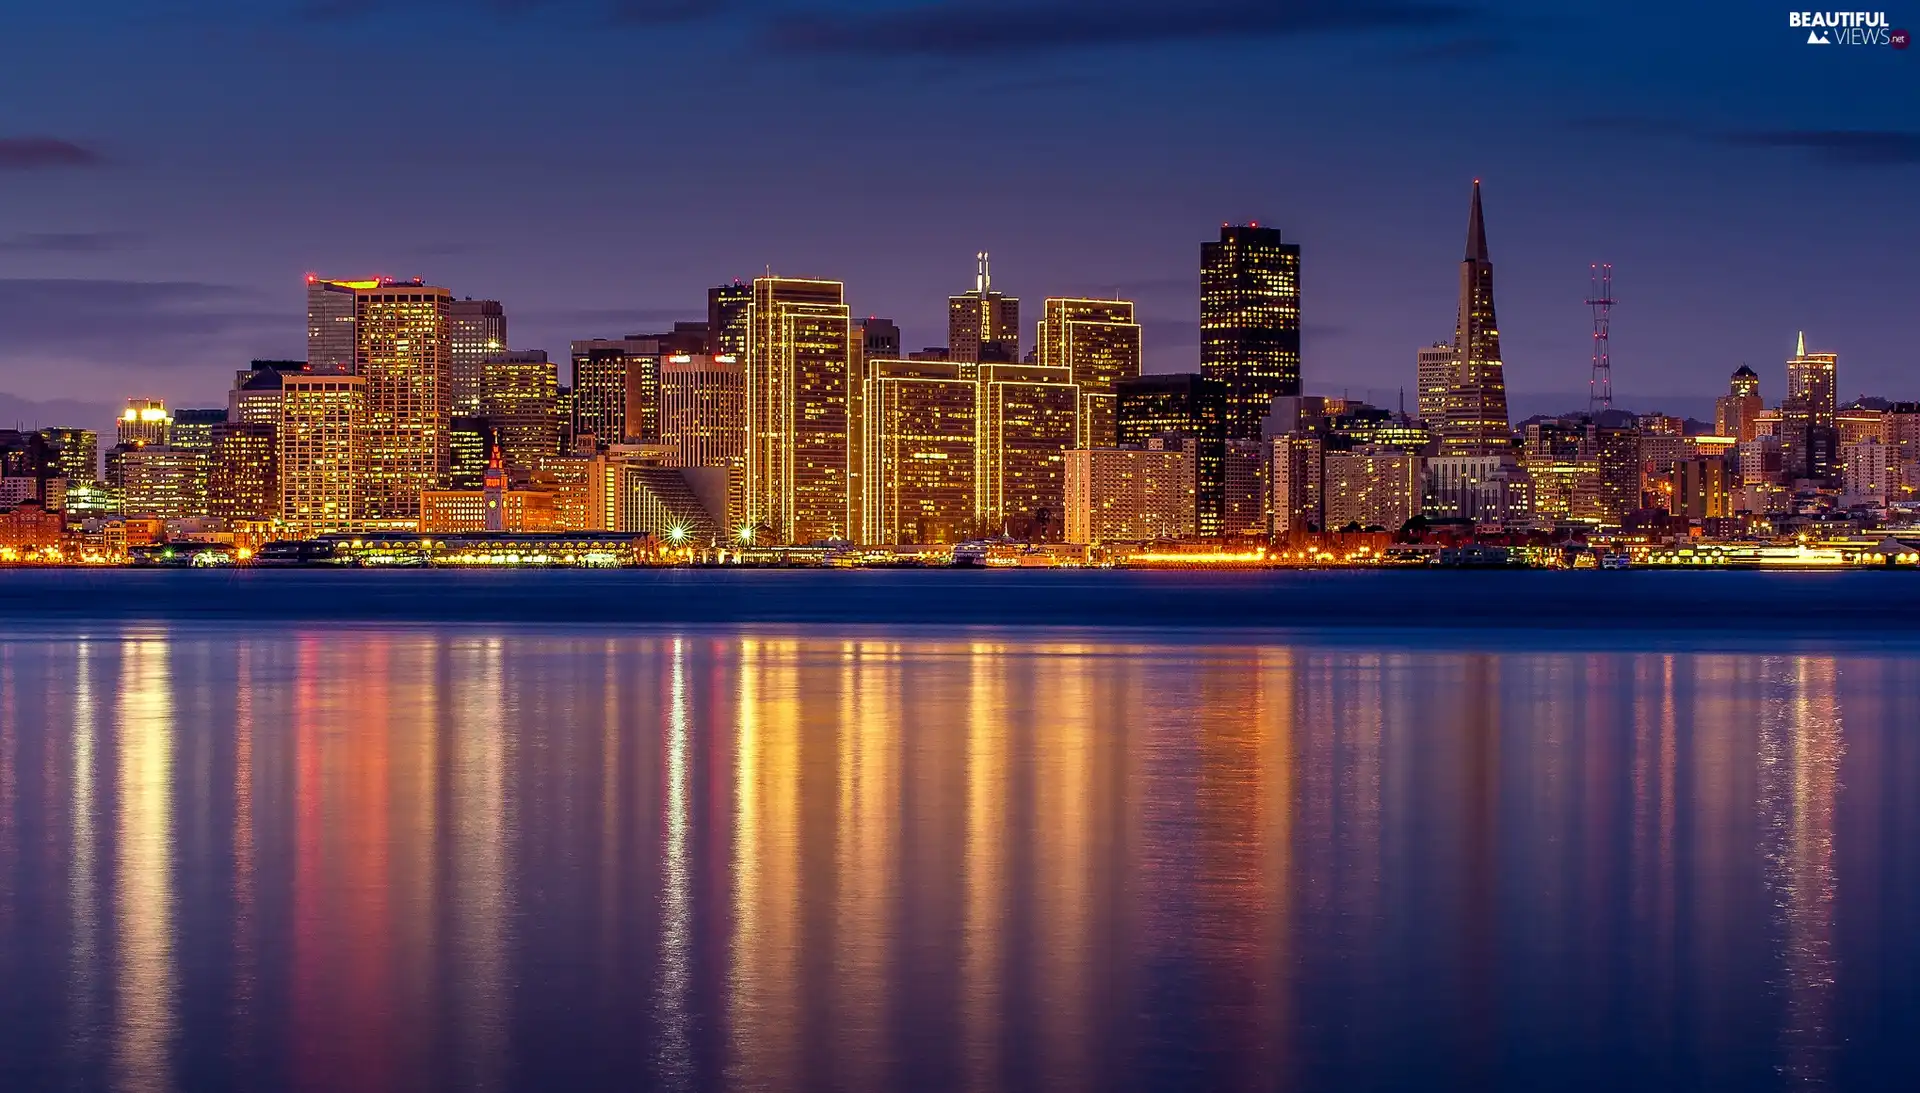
1585, 263, 1615, 415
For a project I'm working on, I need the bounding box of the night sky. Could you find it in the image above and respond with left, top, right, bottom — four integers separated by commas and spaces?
1, 1, 1914, 439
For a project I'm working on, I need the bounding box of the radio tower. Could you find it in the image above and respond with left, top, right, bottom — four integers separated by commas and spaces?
1585, 263, 1615, 415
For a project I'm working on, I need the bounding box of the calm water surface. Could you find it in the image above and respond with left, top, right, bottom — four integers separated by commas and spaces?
2, 572, 1919, 1092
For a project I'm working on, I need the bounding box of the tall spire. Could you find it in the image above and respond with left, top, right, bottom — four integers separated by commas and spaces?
976, 251, 990, 294
1466, 178, 1489, 262
1796, 330, 1806, 357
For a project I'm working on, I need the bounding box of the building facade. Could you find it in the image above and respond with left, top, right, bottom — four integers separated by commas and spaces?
1200, 224, 1303, 439
746, 277, 853, 543
1038, 298, 1141, 450
448, 299, 507, 416
1782, 331, 1838, 481
1437, 182, 1512, 456
570, 337, 660, 449
861, 360, 978, 545
1064, 443, 1198, 546
948, 252, 1020, 371
279, 374, 365, 535
1116, 373, 1228, 537
977, 363, 1078, 541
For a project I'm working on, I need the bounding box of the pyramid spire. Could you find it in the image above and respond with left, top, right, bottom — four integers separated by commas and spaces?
1796, 330, 1806, 357
1466, 179, 1489, 262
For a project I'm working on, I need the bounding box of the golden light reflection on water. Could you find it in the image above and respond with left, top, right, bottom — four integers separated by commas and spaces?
114, 636, 174, 1093
0, 627, 1914, 1091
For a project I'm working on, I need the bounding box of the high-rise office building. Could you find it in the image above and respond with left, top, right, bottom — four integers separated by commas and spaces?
571, 337, 660, 449
448, 299, 507, 416
1674, 457, 1732, 520
746, 277, 853, 543
448, 417, 498, 491
948, 252, 1020, 373
169, 408, 227, 453
860, 360, 978, 545
230, 360, 309, 426
117, 399, 171, 448
305, 277, 363, 374
1201, 224, 1302, 439
1438, 182, 1511, 456
858, 317, 902, 364
1782, 331, 1838, 481
118, 446, 209, 519
208, 422, 278, 522
1268, 433, 1324, 535
307, 277, 453, 522
479, 350, 562, 478
38, 428, 98, 486
977, 363, 1079, 540
659, 353, 747, 528
353, 280, 453, 524
1416, 343, 1456, 423
1064, 441, 1198, 546
659, 353, 747, 471
1038, 298, 1141, 449
279, 374, 365, 536
708, 281, 752, 359
1715, 365, 1764, 442
1116, 373, 1228, 536
1324, 447, 1423, 532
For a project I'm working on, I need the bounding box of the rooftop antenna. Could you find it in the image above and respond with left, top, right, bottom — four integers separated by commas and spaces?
1586, 263, 1615, 414
976, 251, 990, 294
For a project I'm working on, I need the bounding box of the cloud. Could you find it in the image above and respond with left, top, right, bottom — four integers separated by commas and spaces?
1576, 117, 1920, 168
291, 0, 736, 25
0, 392, 120, 436
1720, 130, 1920, 167
0, 232, 144, 254
767, 0, 1473, 57
0, 137, 103, 170
0, 279, 294, 371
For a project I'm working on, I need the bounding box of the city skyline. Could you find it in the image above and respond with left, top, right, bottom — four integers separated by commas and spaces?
3, 3, 1915, 437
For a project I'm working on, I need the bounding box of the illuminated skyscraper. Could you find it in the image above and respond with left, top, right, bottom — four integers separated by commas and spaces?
660, 353, 748, 528
479, 350, 561, 478
1783, 332, 1838, 481
1064, 441, 1198, 546
948, 252, 1020, 373
977, 363, 1079, 540
1438, 182, 1511, 456
305, 277, 453, 523
448, 299, 507, 416
570, 337, 660, 449
168, 408, 227, 453
448, 417, 498, 491
1416, 342, 1456, 423
279, 374, 365, 535
354, 280, 453, 524
860, 360, 978, 545
708, 281, 752, 359
305, 278, 360, 374
117, 399, 171, 447
1201, 224, 1302, 439
1117, 373, 1227, 536
747, 276, 853, 543
117, 446, 209, 519
660, 353, 747, 469
38, 428, 98, 486
208, 422, 278, 522
1715, 365, 1764, 442
229, 360, 309, 426
1268, 433, 1324, 535
1038, 298, 1141, 449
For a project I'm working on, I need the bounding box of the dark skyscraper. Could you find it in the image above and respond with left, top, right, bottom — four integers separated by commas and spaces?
1117, 373, 1228, 537
1200, 224, 1301, 440
1439, 181, 1511, 456
708, 281, 751, 359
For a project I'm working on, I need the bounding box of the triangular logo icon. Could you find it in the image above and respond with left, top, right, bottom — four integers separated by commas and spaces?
1807, 29, 1831, 43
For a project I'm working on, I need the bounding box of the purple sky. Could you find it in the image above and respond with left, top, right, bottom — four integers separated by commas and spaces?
2, 1, 1916, 439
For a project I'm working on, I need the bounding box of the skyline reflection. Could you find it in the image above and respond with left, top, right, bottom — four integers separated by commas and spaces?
0, 626, 1916, 1092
